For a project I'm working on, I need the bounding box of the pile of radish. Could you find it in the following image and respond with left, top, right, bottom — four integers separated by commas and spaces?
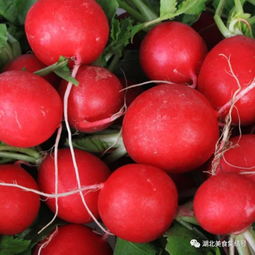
0, 0, 255, 254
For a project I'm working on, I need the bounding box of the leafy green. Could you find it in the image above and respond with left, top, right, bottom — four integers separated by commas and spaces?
0, 236, 31, 255
96, 0, 119, 20
114, 238, 158, 255
160, 0, 177, 19
0, 0, 36, 25
0, 23, 21, 69
165, 222, 221, 255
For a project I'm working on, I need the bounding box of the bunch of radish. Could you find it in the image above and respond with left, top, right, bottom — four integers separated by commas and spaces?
0, 0, 255, 255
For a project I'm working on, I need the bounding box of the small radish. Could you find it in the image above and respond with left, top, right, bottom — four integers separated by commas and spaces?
38, 148, 110, 224
4, 53, 59, 86
59, 65, 124, 132
25, 0, 109, 65
197, 35, 255, 125
122, 84, 219, 173
0, 164, 40, 235
0, 70, 62, 147
193, 173, 255, 235
34, 224, 112, 255
216, 134, 255, 182
139, 21, 207, 85
98, 163, 178, 243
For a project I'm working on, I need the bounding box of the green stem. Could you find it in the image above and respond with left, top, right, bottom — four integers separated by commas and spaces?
108, 54, 121, 72
0, 145, 41, 159
117, 0, 145, 22
143, 17, 162, 29
128, 0, 158, 21
247, 0, 255, 4
243, 228, 255, 252
214, 0, 233, 37
0, 152, 41, 164
234, 0, 244, 14
34, 58, 68, 76
234, 234, 251, 255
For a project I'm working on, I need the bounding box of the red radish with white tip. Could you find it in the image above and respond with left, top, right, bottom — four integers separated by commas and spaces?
98, 163, 178, 243
25, 0, 109, 66
139, 21, 207, 85
38, 148, 110, 224
198, 35, 255, 125
122, 84, 219, 173
34, 224, 112, 255
0, 164, 40, 235
216, 134, 255, 182
59, 65, 124, 132
0, 70, 62, 147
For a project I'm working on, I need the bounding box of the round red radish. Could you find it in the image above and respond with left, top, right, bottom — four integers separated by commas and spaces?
194, 173, 255, 235
139, 21, 207, 85
38, 148, 110, 223
122, 84, 219, 173
4, 54, 59, 86
59, 65, 123, 132
98, 163, 178, 243
0, 164, 40, 235
197, 35, 255, 125
25, 0, 109, 65
216, 134, 255, 182
34, 224, 112, 255
0, 70, 62, 147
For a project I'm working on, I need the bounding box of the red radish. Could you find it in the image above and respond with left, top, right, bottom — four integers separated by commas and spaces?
59, 65, 124, 132
25, 0, 109, 66
38, 148, 110, 224
197, 35, 255, 125
194, 173, 255, 235
34, 224, 112, 255
4, 53, 60, 86
139, 21, 207, 85
0, 70, 62, 147
216, 134, 255, 182
122, 84, 219, 173
98, 163, 178, 243
0, 164, 40, 235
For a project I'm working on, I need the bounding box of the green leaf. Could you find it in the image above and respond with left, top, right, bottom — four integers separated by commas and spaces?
176, 0, 207, 17
71, 136, 111, 153
0, 236, 31, 255
114, 238, 157, 255
0, 0, 36, 25
160, 0, 177, 19
96, 0, 119, 20
165, 222, 218, 255
0, 24, 21, 69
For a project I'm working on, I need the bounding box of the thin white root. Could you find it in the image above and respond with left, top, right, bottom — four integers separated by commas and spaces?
0, 182, 103, 198
119, 80, 174, 92
38, 124, 62, 234
63, 62, 112, 235
229, 235, 235, 255
37, 226, 59, 255
210, 54, 245, 175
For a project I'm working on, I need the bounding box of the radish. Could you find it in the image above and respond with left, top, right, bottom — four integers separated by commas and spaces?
25, 0, 109, 66
216, 134, 255, 182
139, 21, 207, 85
98, 163, 178, 243
34, 224, 112, 255
197, 35, 255, 125
193, 173, 255, 235
4, 53, 59, 86
0, 164, 40, 235
58, 65, 124, 132
0, 70, 62, 147
122, 84, 219, 173
38, 148, 110, 224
